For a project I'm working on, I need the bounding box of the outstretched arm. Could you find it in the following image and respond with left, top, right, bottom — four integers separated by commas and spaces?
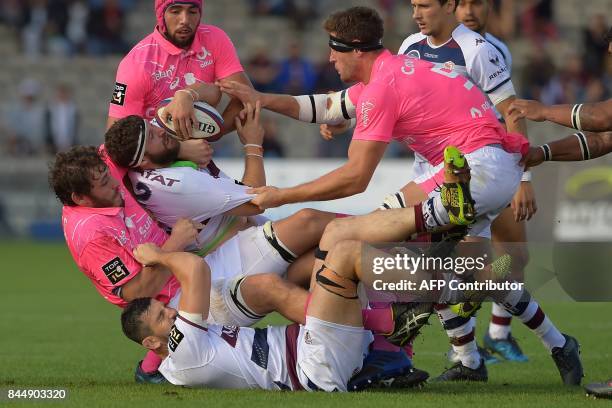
523, 131, 612, 167
248, 140, 386, 210
509, 99, 612, 132
217, 80, 356, 125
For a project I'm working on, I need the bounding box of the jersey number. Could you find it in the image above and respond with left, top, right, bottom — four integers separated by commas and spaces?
134, 182, 152, 202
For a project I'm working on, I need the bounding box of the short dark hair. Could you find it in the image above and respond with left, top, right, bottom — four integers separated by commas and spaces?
105, 115, 144, 168
439, 0, 458, 12
121, 298, 154, 345
49, 145, 106, 206
323, 7, 384, 45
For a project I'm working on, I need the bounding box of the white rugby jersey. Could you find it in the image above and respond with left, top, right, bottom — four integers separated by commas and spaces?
129, 166, 253, 249
398, 24, 514, 106
159, 314, 303, 390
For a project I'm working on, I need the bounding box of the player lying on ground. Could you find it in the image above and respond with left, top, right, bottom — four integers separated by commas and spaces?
120, 177, 508, 392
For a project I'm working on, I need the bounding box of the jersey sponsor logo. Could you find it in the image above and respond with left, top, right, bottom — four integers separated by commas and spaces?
221, 325, 240, 347
360, 101, 375, 126
488, 66, 508, 81
304, 330, 313, 345
141, 170, 181, 187
152, 64, 176, 82
111, 82, 127, 106
102, 257, 131, 285
424, 52, 438, 59
196, 47, 213, 69
184, 72, 197, 86
168, 324, 184, 352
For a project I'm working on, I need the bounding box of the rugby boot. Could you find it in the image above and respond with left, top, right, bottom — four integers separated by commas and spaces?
135, 361, 168, 384
483, 332, 528, 362
433, 359, 488, 382
385, 302, 434, 347
585, 379, 612, 399
551, 334, 584, 385
374, 367, 430, 389
347, 349, 414, 391
441, 146, 476, 226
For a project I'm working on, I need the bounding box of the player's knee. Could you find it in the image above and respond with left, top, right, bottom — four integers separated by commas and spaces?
321, 217, 352, 245
327, 239, 361, 278
292, 208, 332, 234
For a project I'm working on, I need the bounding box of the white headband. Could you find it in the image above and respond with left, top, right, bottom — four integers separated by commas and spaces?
129, 119, 149, 168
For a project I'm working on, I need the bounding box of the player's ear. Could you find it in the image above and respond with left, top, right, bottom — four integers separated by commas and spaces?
71, 192, 91, 207
142, 336, 161, 351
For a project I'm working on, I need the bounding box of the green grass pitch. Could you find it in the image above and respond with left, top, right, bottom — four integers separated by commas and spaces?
1, 241, 610, 407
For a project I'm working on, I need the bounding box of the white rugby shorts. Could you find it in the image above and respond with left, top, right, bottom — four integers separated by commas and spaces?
296, 316, 372, 392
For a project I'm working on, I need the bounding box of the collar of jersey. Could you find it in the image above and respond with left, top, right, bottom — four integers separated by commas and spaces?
65, 205, 122, 216
425, 24, 463, 50
152, 26, 202, 56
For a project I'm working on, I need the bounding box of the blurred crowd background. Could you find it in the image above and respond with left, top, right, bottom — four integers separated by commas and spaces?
0, 0, 610, 236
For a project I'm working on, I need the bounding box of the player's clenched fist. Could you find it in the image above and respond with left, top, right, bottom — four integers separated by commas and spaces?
133, 243, 163, 267
178, 139, 213, 168
168, 218, 202, 249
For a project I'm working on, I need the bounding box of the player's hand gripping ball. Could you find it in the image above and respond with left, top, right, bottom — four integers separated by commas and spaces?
156, 97, 224, 141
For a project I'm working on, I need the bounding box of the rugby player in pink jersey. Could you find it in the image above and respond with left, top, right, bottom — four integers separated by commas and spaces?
108, 0, 254, 167
218, 6, 583, 386
49, 145, 319, 384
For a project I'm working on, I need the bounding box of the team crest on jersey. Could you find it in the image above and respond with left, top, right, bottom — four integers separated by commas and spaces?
102, 257, 131, 285
406, 49, 420, 59
488, 50, 501, 66
444, 61, 456, 71
304, 330, 313, 345
111, 82, 127, 106
168, 324, 184, 352
221, 325, 240, 348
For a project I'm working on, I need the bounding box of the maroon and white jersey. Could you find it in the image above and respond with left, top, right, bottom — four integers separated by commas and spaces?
159, 314, 303, 390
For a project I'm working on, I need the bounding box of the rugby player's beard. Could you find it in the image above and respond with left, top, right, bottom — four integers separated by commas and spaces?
148, 140, 181, 167
166, 31, 196, 49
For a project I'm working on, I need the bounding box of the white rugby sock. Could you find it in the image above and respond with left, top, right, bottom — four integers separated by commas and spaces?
489, 303, 512, 340
436, 306, 480, 369
421, 196, 450, 231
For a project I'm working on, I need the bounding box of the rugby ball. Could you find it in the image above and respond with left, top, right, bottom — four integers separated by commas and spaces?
155, 97, 224, 140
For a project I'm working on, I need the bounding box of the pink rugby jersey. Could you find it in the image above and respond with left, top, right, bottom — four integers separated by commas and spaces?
109, 24, 244, 120
62, 147, 178, 308
348, 50, 528, 165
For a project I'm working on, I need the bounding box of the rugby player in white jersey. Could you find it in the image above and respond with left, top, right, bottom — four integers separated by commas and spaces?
104, 103, 339, 323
